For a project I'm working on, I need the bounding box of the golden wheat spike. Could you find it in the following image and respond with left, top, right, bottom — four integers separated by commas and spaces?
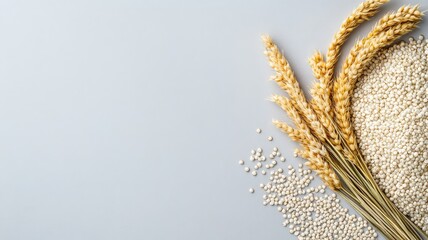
270, 95, 315, 140
296, 147, 342, 190
261, 36, 327, 141
308, 0, 390, 153
272, 120, 307, 144
333, 6, 422, 151
311, 0, 389, 119
264, 69, 326, 141
270, 96, 341, 189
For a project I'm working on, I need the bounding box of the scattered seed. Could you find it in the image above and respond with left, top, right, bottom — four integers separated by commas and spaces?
239, 129, 378, 239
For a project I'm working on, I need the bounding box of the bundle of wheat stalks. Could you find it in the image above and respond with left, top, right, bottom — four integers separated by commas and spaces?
262, 0, 427, 239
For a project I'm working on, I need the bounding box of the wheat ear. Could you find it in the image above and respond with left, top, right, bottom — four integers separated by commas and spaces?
334, 6, 422, 151
308, 0, 389, 151
262, 36, 327, 140
270, 95, 314, 141
311, 0, 389, 119
294, 145, 341, 190
272, 120, 307, 145
270, 95, 341, 189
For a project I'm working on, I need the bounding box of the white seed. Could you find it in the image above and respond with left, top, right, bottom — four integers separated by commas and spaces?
249, 188, 254, 193
280, 157, 285, 162
267, 136, 273, 141
252, 171, 257, 176
256, 148, 262, 153
244, 167, 250, 172
256, 128, 262, 134
261, 170, 266, 175
238, 160, 244, 165
273, 147, 278, 152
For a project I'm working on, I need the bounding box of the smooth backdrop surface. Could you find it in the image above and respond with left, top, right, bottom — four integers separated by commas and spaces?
0, 0, 426, 239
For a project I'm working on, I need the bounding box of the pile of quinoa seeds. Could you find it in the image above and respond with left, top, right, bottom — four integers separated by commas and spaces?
239, 128, 378, 240
352, 36, 428, 233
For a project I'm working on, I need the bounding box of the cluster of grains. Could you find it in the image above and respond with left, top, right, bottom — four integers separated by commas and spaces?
263, 166, 377, 240
352, 36, 428, 233
239, 129, 377, 239
240, 131, 285, 177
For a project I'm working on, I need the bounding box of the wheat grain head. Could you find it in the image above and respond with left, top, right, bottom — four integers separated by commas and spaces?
310, 0, 389, 119
333, 7, 422, 151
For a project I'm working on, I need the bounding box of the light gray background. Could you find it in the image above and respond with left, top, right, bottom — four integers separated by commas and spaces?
0, 0, 426, 239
